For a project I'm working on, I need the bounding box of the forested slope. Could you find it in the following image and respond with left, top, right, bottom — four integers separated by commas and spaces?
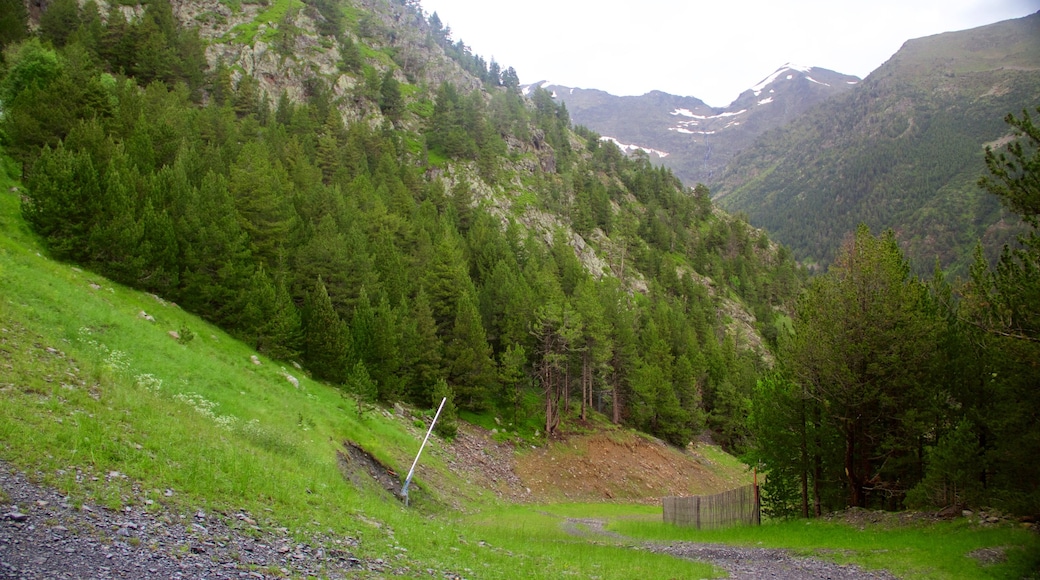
713, 12, 1040, 274
0, 0, 801, 449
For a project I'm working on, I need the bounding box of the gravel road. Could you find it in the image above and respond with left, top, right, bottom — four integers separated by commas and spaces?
650, 542, 898, 579
0, 463, 393, 580
567, 517, 899, 579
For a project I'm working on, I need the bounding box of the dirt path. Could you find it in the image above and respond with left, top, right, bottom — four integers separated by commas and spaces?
564, 517, 899, 580
0, 462, 414, 579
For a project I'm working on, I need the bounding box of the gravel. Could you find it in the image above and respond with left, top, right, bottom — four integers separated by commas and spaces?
0, 463, 382, 579
650, 542, 899, 579
565, 518, 899, 579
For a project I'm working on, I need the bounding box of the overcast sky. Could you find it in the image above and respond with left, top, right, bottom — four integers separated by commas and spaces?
418, 0, 1040, 107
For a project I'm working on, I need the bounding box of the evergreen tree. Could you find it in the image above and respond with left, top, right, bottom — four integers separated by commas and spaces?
0, 0, 28, 56
229, 142, 299, 268
956, 107, 1040, 514
402, 289, 445, 405
446, 291, 496, 410
38, 0, 81, 48
240, 266, 301, 360
301, 277, 351, 385
348, 360, 379, 417
23, 143, 103, 261
422, 231, 472, 335
780, 225, 941, 508
378, 68, 403, 122
174, 170, 254, 325
498, 343, 528, 425
431, 378, 458, 439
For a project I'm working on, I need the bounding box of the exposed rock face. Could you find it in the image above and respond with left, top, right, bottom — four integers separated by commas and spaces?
151, 0, 483, 126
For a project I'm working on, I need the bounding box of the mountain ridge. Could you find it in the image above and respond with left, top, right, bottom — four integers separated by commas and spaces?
536, 63, 860, 185
711, 11, 1040, 272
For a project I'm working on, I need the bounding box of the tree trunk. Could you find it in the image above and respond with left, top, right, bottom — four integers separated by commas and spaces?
799, 399, 809, 519
580, 350, 590, 421
845, 422, 865, 507
812, 405, 823, 516
610, 356, 621, 424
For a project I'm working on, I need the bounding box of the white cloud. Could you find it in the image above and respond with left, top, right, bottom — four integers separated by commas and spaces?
421, 0, 1039, 106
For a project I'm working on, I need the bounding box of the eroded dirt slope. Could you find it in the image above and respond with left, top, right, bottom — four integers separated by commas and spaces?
434, 424, 752, 504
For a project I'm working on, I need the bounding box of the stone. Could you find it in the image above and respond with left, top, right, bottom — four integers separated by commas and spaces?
4, 511, 28, 522
167, 330, 180, 340
250, 355, 261, 366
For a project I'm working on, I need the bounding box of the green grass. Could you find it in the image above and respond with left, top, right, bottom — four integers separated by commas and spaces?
611, 516, 1040, 579
227, 0, 304, 45
461, 504, 719, 578
4, 156, 1037, 579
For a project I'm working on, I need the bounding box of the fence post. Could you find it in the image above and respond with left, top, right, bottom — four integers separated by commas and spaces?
753, 467, 761, 525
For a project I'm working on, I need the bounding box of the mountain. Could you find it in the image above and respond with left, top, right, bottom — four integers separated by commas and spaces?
2, 0, 804, 454
533, 64, 860, 185
711, 12, 1040, 272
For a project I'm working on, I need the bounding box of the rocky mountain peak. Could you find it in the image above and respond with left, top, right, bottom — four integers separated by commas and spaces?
538, 63, 860, 186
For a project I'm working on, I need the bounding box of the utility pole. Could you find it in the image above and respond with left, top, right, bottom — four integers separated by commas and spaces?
401, 397, 446, 507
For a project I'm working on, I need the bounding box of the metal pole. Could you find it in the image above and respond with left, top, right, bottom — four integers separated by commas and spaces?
401, 397, 446, 506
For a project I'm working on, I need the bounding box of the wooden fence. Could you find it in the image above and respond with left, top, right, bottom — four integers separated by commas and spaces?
662, 484, 761, 529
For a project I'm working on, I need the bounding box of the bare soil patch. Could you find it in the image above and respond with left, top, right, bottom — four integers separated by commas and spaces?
514, 432, 751, 503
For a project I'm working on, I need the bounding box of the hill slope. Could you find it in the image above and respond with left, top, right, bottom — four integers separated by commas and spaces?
712, 12, 1040, 272
3, 0, 805, 451
0, 175, 746, 577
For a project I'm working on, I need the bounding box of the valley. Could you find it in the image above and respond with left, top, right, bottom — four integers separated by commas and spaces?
1, 0, 1039, 577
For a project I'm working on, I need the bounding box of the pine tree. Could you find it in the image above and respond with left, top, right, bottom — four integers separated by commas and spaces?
498, 343, 528, 425
229, 142, 298, 268
348, 360, 378, 417
431, 379, 458, 439
0, 0, 28, 55
23, 143, 103, 261
446, 292, 496, 410
371, 294, 405, 401
301, 277, 351, 385
402, 289, 445, 405
781, 225, 940, 508
38, 0, 80, 48
422, 231, 473, 335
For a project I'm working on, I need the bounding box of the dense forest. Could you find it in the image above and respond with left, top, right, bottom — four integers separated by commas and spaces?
749, 109, 1040, 516
0, 0, 800, 450
1, 0, 1036, 518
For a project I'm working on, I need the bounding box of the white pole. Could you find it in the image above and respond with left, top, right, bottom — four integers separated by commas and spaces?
401, 397, 446, 506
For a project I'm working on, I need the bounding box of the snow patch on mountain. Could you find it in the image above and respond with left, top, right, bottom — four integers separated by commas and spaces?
751, 63, 813, 95
600, 136, 669, 158
669, 128, 715, 135
522, 80, 552, 96
757, 96, 774, 105
671, 108, 746, 120
671, 108, 698, 118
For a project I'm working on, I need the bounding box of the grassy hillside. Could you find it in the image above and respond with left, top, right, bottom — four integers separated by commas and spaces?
0, 160, 719, 577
